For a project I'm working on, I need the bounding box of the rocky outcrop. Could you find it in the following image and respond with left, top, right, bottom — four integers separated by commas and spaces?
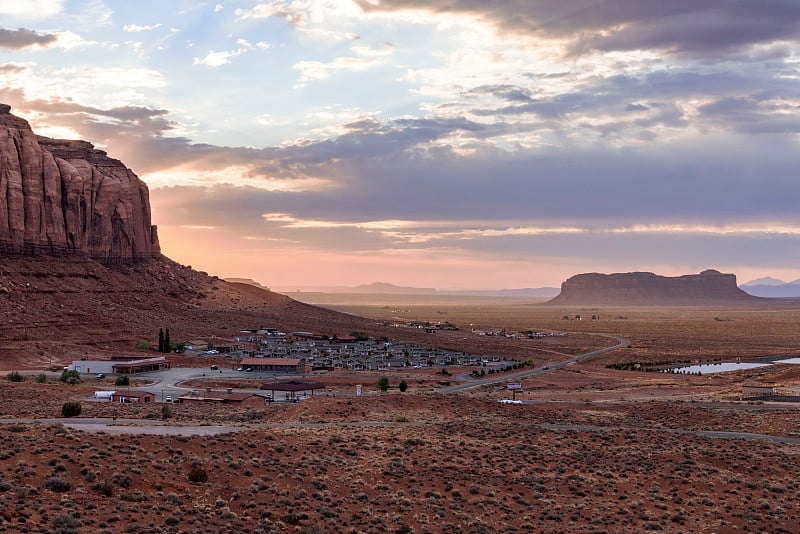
548, 269, 759, 305
0, 104, 159, 262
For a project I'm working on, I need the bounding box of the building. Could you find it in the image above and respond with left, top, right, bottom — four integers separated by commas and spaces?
110, 390, 155, 403
111, 357, 171, 374
240, 357, 305, 373
177, 389, 269, 408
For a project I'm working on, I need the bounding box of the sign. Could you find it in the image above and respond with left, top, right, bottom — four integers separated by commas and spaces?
356, 384, 362, 396
507, 382, 522, 390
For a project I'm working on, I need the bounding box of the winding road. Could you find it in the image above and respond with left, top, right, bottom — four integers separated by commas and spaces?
439, 333, 630, 394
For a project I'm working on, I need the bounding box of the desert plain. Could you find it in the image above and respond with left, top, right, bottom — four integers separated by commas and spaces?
1, 290, 800, 533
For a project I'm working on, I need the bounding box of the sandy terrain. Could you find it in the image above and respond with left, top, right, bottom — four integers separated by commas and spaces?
3, 265, 800, 532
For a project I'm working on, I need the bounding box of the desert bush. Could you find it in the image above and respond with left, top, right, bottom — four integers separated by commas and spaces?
61, 401, 82, 418
51, 514, 82, 532
115, 375, 130, 386
94, 479, 113, 496
7, 371, 23, 382
398, 380, 408, 393
35, 373, 47, 383
44, 476, 71, 492
188, 465, 208, 484
161, 405, 172, 420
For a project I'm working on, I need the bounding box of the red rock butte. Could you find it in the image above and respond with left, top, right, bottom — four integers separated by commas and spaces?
548, 269, 759, 305
0, 103, 160, 262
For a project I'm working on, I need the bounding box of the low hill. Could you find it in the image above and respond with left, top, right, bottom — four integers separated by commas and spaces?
0, 255, 388, 370
548, 269, 761, 305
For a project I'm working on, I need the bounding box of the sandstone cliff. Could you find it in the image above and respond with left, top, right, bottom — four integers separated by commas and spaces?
0, 104, 160, 262
548, 269, 759, 305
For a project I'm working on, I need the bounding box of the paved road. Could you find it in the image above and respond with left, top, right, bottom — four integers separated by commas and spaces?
439, 333, 630, 394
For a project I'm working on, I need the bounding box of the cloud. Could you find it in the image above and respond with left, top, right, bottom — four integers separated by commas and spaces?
193, 39, 269, 67
123, 23, 163, 33
193, 49, 247, 67
0, 1, 63, 20
234, 1, 308, 28
0, 28, 57, 49
353, 0, 800, 58
293, 42, 394, 84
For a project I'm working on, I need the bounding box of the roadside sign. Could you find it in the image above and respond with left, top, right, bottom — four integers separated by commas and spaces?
507, 382, 522, 389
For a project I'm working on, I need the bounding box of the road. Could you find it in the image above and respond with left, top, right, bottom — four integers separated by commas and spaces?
439, 333, 630, 394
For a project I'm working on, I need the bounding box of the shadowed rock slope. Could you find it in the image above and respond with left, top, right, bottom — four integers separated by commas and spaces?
549, 269, 761, 305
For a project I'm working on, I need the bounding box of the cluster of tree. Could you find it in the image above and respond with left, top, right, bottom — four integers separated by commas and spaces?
158, 328, 171, 353
377, 376, 409, 393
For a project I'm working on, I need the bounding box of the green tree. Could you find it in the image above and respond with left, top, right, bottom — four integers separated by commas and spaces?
164, 328, 171, 353
398, 380, 408, 393
115, 375, 130, 386
377, 376, 390, 392
60, 370, 80, 385
158, 328, 165, 353
172, 341, 186, 354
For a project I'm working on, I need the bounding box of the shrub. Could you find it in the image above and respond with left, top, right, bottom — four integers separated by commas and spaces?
162, 405, 172, 420
398, 380, 408, 393
34, 373, 47, 383
60, 370, 80, 384
94, 479, 113, 497
188, 465, 208, 484
7, 371, 23, 382
377, 376, 389, 392
44, 476, 71, 492
115, 375, 130, 386
61, 401, 82, 418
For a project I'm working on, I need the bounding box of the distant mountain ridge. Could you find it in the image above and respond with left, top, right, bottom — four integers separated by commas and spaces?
271, 282, 559, 297
740, 277, 800, 298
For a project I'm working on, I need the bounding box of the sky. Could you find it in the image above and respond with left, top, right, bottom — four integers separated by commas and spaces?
1, 0, 800, 289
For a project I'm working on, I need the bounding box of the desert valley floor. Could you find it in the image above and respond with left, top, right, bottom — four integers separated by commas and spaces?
2, 287, 800, 533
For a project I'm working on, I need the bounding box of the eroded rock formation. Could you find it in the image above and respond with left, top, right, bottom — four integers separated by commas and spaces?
548, 269, 758, 305
0, 104, 160, 262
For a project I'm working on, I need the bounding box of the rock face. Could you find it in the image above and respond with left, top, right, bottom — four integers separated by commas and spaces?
0, 104, 160, 262
548, 269, 759, 305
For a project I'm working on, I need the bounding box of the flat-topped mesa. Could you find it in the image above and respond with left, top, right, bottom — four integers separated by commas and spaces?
0, 104, 160, 262
548, 269, 759, 305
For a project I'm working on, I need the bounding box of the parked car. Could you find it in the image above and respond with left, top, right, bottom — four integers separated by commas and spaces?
236, 367, 244, 371
210, 365, 219, 370
245, 367, 252, 372
96, 373, 105, 379
165, 395, 173, 403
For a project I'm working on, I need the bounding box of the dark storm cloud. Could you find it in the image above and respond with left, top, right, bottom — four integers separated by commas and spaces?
354, 0, 800, 57
0, 28, 57, 49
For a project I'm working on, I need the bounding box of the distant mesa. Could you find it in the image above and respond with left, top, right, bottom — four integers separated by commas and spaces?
0, 104, 160, 262
548, 269, 760, 305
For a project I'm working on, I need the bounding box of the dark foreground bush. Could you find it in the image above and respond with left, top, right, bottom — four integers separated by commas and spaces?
44, 476, 71, 492
61, 401, 82, 418
188, 465, 208, 484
